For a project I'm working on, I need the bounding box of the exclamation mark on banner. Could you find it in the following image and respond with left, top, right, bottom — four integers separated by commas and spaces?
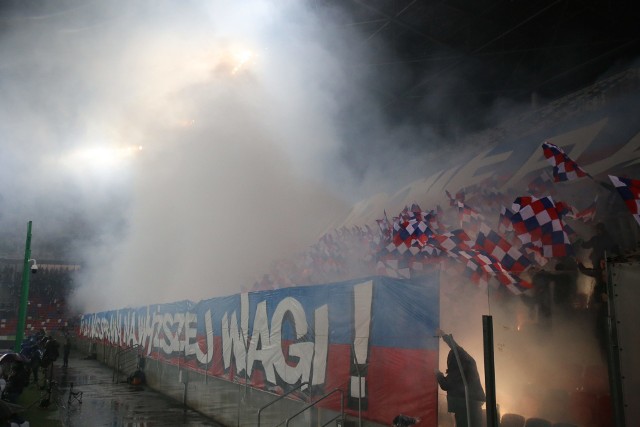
349, 280, 373, 410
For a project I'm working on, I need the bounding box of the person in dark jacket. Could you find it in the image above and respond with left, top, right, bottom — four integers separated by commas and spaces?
4, 363, 29, 403
578, 260, 609, 361
63, 338, 71, 368
581, 222, 619, 268
435, 329, 485, 427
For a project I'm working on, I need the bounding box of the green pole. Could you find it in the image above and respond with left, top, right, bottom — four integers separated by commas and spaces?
14, 221, 32, 352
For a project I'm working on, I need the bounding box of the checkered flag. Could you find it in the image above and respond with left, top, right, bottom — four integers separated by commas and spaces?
568, 196, 598, 222
437, 240, 531, 294
474, 223, 531, 273
542, 141, 590, 182
445, 189, 465, 207
511, 195, 574, 258
497, 206, 514, 234
429, 229, 474, 253
609, 175, 640, 226
456, 201, 484, 235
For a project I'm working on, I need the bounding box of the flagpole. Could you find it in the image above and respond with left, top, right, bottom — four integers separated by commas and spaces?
14, 221, 33, 352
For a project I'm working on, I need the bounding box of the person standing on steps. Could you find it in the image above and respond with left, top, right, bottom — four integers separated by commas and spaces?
435, 329, 486, 427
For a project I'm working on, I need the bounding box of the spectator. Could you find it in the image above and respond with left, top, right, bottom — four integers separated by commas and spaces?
62, 339, 71, 368
521, 267, 554, 333
39, 336, 59, 369
581, 222, 619, 268
28, 350, 40, 386
578, 260, 609, 361
553, 260, 578, 316
4, 363, 28, 403
435, 329, 486, 427
392, 414, 419, 427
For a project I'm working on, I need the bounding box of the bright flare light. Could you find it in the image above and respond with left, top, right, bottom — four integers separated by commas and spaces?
61, 145, 143, 175
230, 48, 255, 75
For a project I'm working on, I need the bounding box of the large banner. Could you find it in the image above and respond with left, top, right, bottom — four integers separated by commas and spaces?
79, 275, 440, 425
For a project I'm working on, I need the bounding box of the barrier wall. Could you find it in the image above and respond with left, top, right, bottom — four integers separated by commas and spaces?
79, 276, 440, 426
608, 259, 640, 425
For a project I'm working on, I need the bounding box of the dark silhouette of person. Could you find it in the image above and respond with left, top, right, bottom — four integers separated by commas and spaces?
578, 260, 609, 361
521, 267, 553, 335
63, 339, 71, 368
30, 348, 41, 385
581, 222, 619, 268
4, 363, 29, 403
392, 414, 419, 426
40, 335, 60, 369
553, 259, 578, 316
435, 329, 485, 427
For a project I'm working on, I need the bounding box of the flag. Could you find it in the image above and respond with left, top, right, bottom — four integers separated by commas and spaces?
474, 223, 531, 273
445, 189, 465, 207
387, 209, 436, 254
437, 236, 531, 294
541, 141, 590, 182
497, 206, 514, 234
554, 200, 574, 218
571, 197, 598, 222
522, 243, 549, 267
430, 229, 474, 253
510, 195, 574, 258
434, 205, 448, 232
456, 201, 484, 235
609, 175, 640, 226
376, 210, 392, 239
554, 200, 579, 241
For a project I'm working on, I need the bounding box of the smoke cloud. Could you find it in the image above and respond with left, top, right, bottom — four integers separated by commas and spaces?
2, 1, 407, 311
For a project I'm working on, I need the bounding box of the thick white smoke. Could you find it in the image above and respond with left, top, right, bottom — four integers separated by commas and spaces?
1, 1, 401, 311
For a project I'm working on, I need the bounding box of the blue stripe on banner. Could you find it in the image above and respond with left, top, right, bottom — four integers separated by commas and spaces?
81, 275, 440, 351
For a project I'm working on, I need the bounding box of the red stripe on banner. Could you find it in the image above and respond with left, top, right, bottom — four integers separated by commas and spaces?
150, 342, 438, 426
366, 347, 438, 426
319, 344, 438, 426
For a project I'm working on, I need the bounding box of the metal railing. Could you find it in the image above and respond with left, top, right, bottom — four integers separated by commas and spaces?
112, 344, 142, 383
284, 388, 344, 427
257, 382, 309, 427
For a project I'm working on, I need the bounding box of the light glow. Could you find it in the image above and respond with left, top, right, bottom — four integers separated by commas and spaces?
59, 144, 143, 175
230, 48, 256, 75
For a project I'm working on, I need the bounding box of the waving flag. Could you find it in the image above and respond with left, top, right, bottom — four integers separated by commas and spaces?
497, 206, 514, 234
434, 231, 531, 294
570, 197, 598, 222
542, 141, 590, 182
609, 175, 640, 226
474, 223, 531, 273
445, 189, 465, 207
376, 210, 392, 239
430, 229, 474, 253
385, 208, 440, 255
456, 201, 484, 236
511, 196, 574, 258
